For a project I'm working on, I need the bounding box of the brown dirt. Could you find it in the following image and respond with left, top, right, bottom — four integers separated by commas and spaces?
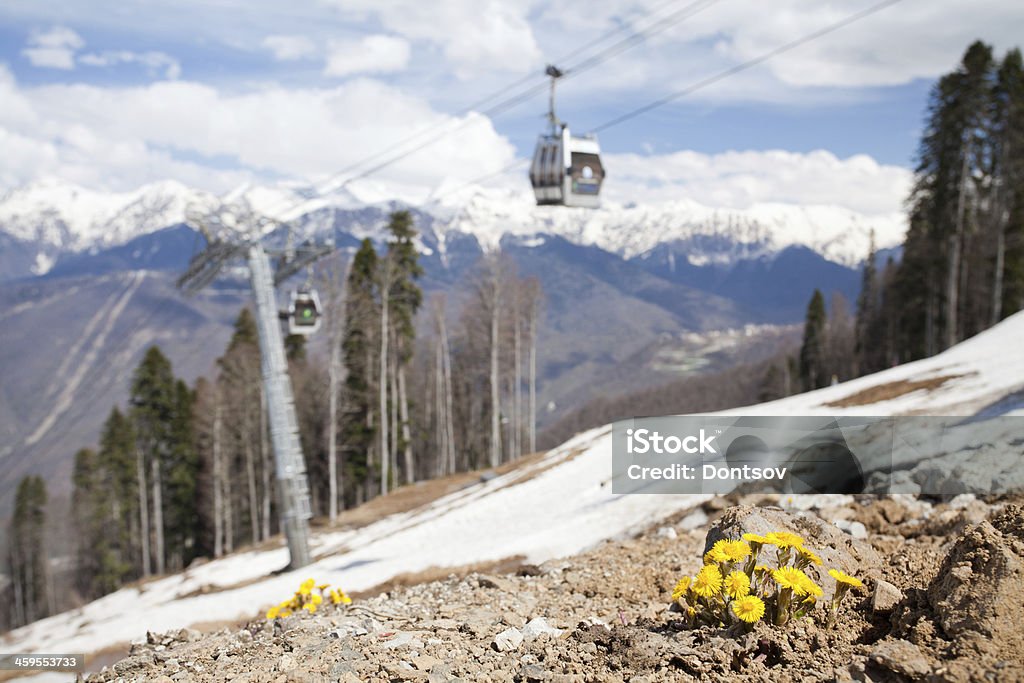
80, 495, 1024, 682
824, 374, 969, 408
350, 555, 530, 599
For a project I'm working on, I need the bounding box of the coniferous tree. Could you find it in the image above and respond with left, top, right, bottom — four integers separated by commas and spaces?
901, 42, 994, 355
285, 334, 307, 363
993, 49, 1024, 320
799, 289, 828, 391
68, 406, 141, 600
71, 448, 103, 598
130, 346, 191, 575
98, 407, 139, 582
162, 379, 198, 571
383, 211, 423, 484
341, 239, 379, 504
866, 41, 1024, 369
7, 476, 49, 627
855, 234, 879, 374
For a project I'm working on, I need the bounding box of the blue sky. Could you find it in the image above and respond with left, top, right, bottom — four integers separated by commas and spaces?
0, 0, 1021, 213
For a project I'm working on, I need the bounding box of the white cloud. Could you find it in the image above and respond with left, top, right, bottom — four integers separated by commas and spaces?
534, 0, 1024, 102
324, 35, 411, 78
0, 60, 914, 215
320, 0, 542, 80
600, 148, 911, 216
261, 35, 317, 62
0, 65, 515, 197
79, 50, 181, 80
696, 1, 956, 89
21, 26, 84, 70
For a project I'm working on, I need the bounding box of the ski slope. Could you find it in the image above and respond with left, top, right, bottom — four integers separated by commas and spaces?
3, 426, 708, 674
6, 311, 1024, 680
728, 310, 1024, 418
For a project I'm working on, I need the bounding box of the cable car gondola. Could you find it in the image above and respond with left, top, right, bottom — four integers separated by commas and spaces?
529, 65, 605, 208
288, 288, 322, 335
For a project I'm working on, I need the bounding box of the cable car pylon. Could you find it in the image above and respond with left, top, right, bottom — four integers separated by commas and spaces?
179, 201, 334, 569
529, 64, 605, 208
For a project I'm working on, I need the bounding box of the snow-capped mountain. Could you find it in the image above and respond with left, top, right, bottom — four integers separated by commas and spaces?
0, 178, 216, 256
0, 178, 906, 277
435, 188, 905, 268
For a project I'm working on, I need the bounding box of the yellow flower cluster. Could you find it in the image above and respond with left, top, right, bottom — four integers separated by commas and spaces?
669, 529, 863, 629
266, 578, 352, 619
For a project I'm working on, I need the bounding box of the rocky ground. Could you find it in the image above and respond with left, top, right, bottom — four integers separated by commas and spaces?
82, 493, 1024, 682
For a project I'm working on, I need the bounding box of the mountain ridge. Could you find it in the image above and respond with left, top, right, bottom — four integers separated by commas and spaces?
0, 178, 905, 277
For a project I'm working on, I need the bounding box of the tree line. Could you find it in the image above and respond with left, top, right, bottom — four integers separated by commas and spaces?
545, 39, 1024, 448
864, 41, 1023, 370
798, 41, 1024, 387
5, 211, 545, 627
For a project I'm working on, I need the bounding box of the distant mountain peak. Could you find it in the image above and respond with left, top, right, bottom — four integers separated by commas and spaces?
427, 188, 904, 267
0, 177, 906, 268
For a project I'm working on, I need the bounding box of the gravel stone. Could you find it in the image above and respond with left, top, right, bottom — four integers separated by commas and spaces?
493, 627, 523, 652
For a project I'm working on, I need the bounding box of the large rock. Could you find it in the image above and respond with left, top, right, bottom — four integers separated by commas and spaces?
870, 579, 903, 614
704, 505, 883, 601
927, 504, 1024, 663
869, 639, 932, 680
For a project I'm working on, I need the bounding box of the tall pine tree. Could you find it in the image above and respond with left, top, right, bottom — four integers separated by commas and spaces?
7, 475, 49, 627
993, 49, 1024, 320
130, 346, 193, 575
799, 289, 828, 391
383, 211, 424, 484
341, 239, 379, 504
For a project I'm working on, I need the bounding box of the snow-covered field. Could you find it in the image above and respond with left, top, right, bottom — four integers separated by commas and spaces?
728, 309, 1024, 418
3, 426, 708, 679
6, 311, 1023, 681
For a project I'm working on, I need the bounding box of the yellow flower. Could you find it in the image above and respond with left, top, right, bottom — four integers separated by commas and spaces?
671, 577, 691, 602
799, 574, 823, 598
692, 565, 723, 598
303, 602, 317, 614
310, 593, 323, 606
754, 564, 772, 574
773, 566, 811, 595
828, 569, 864, 588
731, 595, 766, 623
299, 578, 315, 596
317, 583, 330, 591
724, 571, 750, 599
798, 548, 822, 565
765, 531, 804, 549
742, 532, 772, 546
704, 540, 731, 564
722, 540, 752, 562
266, 606, 280, 619
330, 589, 352, 605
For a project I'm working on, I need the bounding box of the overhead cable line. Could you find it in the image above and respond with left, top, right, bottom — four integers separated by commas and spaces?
438, 0, 907, 199
592, 0, 907, 133
282, 0, 725, 210
310, 0, 701, 190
